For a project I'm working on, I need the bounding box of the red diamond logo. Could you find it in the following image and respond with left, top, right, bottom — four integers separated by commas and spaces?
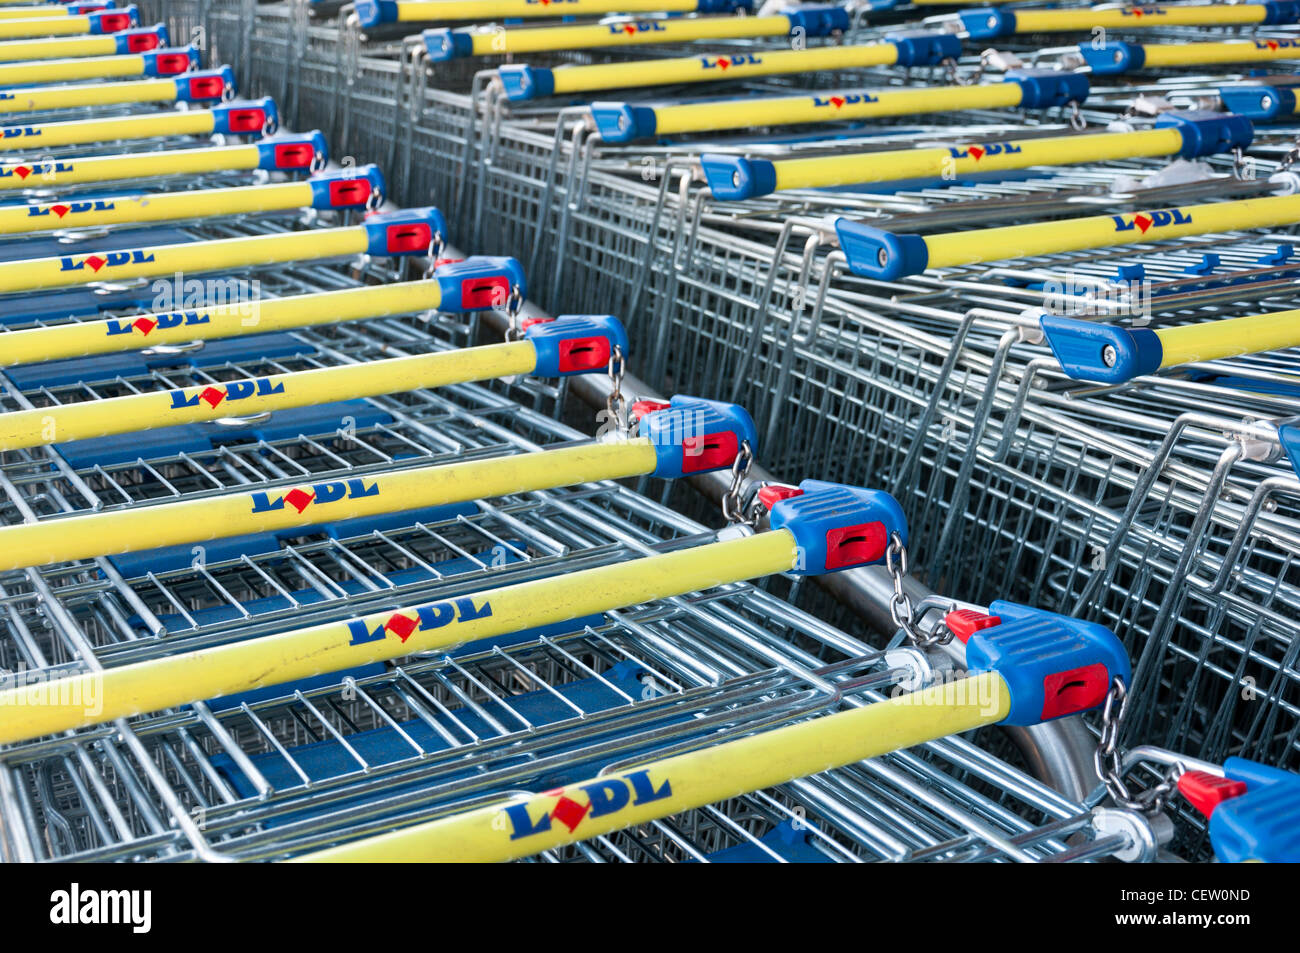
968, 146, 985, 161
829, 96, 845, 109
13, 166, 31, 180
623, 23, 635, 34
1268, 40, 1279, 50
50, 204, 70, 218
1132, 8, 1144, 15
717, 57, 730, 70
198, 386, 226, 408
84, 255, 107, 272
385, 613, 418, 641
284, 488, 315, 513
132, 317, 156, 335
1133, 214, 1153, 234
550, 796, 590, 833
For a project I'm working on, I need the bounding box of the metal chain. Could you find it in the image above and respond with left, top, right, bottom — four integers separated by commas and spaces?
421, 231, 446, 279
605, 345, 627, 435
1094, 677, 1180, 813
1068, 100, 1086, 131
886, 533, 949, 646
942, 57, 967, 86
721, 441, 756, 525
1279, 139, 1300, 171
502, 285, 525, 340
1231, 146, 1250, 181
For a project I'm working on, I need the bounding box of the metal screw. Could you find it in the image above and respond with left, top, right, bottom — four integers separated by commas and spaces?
1262, 95, 1273, 110
877, 247, 889, 267
733, 170, 742, 187
1101, 344, 1117, 367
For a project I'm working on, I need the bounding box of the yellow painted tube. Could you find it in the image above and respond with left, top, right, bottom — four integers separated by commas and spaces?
544, 43, 899, 95
768, 126, 1184, 192
0, 109, 216, 152
991, 5, 1270, 33
394, 0, 703, 22
295, 670, 1011, 862
0, 76, 179, 113
0, 526, 796, 745
0, 5, 84, 19
0, 179, 312, 235
921, 193, 1300, 270
0, 280, 446, 365
646, 83, 1024, 137
0, 143, 259, 191
0, 341, 538, 450
0, 14, 98, 40
0, 220, 366, 294
1156, 309, 1300, 367
0, 51, 156, 84
1140, 40, 1300, 68
0, 438, 660, 571
0, 32, 118, 61
464, 14, 790, 56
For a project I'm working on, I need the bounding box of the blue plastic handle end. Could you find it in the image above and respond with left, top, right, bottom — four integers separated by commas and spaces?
700, 154, 776, 200
363, 206, 449, 257
525, 315, 629, 377
1076, 40, 1143, 76
1156, 110, 1254, 158
640, 395, 758, 479
211, 97, 278, 136
784, 5, 850, 37
886, 31, 962, 67
1039, 316, 1163, 384
422, 28, 473, 61
1218, 83, 1295, 123
959, 8, 1014, 39
499, 64, 554, 101
834, 218, 929, 279
355, 0, 399, 28
307, 164, 385, 210
768, 479, 908, 576
590, 102, 657, 143
1005, 69, 1090, 109
431, 256, 527, 313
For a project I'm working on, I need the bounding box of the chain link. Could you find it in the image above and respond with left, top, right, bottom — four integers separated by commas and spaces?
885, 533, 950, 647
1068, 100, 1086, 131
1279, 139, 1300, 172
605, 345, 627, 435
721, 441, 756, 525
1094, 677, 1180, 813
421, 231, 446, 279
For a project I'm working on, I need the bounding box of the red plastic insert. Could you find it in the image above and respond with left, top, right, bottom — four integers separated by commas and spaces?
328, 178, 370, 207
385, 222, 432, 254
155, 53, 192, 75
460, 275, 510, 310
681, 430, 738, 474
1040, 662, 1110, 721
944, 608, 1001, 644
825, 521, 886, 570
274, 143, 316, 169
224, 108, 265, 133
557, 335, 611, 374
126, 32, 161, 52
1177, 771, 1247, 818
99, 12, 133, 31
757, 484, 804, 510
188, 74, 225, 100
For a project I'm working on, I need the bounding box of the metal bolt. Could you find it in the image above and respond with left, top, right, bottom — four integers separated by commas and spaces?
877, 247, 889, 267
733, 170, 742, 187
1262, 95, 1274, 110
1102, 344, 1117, 367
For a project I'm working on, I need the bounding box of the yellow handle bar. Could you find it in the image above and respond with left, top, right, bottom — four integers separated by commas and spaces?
294, 670, 1009, 862
1157, 309, 1300, 367
0, 142, 264, 191
456, 14, 791, 57
0, 525, 795, 745
0, 76, 186, 114
0, 14, 100, 40
0, 279, 447, 365
0, 109, 217, 153
0, 32, 118, 61
392, 0, 710, 22
0, 51, 162, 85
0, 341, 537, 450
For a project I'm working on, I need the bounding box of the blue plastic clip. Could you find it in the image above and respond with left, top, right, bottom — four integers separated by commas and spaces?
1076, 40, 1144, 76
589, 102, 658, 143
1039, 316, 1163, 384
525, 315, 629, 377
959, 8, 1014, 39
307, 165, 385, 210
1005, 69, 1090, 109
886, 31, 962, 67
211, 97, 277, 135
1199, 758, 1300, 862
1259, 242, 1294, 265
430, 256, 526, 312
962, 601, 1131, 726
700, 154, 777, 200
833, 217, 929, 280
636, 395, 758, 479
173, 65, 234, 103
140, 45, 200, 77
1261, 0, 1300, 24
1155, 110, 1254, 158
422, 28, 473, 61
87, 5, 139, 33
355, 0, 399, 29
1185, 253, 1220, 276
253, 131, 327, 171
1218, 83, 1295, 122
362, 207, 448, 257
784, 5, 850, 36
767, 479, 907, 575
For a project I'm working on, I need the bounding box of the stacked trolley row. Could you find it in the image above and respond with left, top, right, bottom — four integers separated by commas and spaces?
0, 0, 1215, 864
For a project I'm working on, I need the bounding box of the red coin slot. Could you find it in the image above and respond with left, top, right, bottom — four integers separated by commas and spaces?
1040, 662, 1110, 720
328, 178, 370, 207
825, 520, 886, 570
188, 75, 226, 100
274, 143, 316, 169
557, 335, 611, 374
155, 53, 192, 75
385, 222, 432, 253
99, 12, 132, 31
461, 275, 509, 309
224, 108, 265, 133
681, 430, 738, 474
126, 32, 161, 52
